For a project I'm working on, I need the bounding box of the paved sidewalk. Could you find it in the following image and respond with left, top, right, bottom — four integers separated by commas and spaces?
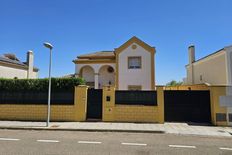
0, 121, 231, 137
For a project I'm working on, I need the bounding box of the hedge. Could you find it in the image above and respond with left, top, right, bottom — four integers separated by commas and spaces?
0, 78, 85, 92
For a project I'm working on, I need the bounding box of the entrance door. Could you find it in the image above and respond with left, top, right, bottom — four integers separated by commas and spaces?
87, 89, 103, 119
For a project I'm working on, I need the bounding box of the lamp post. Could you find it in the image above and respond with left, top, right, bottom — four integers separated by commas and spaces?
43, 42, 53, 127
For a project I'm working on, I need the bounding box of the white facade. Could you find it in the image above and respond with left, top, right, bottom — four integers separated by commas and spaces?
0, 65, 28, 79
0, 65, 38, 79
186, 45, 232, 86
0, 51, 39, 79
118, 43, 153, 90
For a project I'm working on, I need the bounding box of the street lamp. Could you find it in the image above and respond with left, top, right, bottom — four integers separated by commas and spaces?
43, 42, 53, 127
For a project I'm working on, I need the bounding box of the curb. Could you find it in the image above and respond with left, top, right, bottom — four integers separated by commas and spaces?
0, 126, 165, 134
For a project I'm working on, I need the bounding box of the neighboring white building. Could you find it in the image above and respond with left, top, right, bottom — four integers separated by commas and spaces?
185, 45, 232, 86
73, 36, 156, 90
0, 51, 39, 79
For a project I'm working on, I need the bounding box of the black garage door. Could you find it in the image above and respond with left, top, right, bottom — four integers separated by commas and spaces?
164, 90, 211, 123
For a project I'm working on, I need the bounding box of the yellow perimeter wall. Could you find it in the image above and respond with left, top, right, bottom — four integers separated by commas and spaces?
102, 86, 164, 123
0, 84, 229, 126
0, 86, 88, 121
0, 104, 76, 121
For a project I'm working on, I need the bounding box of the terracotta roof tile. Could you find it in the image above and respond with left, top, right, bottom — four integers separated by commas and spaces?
77, 51, 115, 59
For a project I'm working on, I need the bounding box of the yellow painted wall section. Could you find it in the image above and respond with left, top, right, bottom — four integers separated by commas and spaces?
0, 85, 89, 121
114, 105, 159, 123
0, 104, 76, 121
102, 86, 162, 123
209, 86, 228, 126
157, 86, 164, 123
164, 84, 209, 90
75, 85, 88, 121
102, 86, 115, 121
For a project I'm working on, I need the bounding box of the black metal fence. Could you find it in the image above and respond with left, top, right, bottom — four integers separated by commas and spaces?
0, 90, 74, 105
115, 90, 157, 106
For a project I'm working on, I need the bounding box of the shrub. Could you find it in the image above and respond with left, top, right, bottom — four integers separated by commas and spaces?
0, 77, 85, 92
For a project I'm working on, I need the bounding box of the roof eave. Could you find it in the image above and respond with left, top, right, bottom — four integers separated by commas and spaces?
77, 56, 115, 59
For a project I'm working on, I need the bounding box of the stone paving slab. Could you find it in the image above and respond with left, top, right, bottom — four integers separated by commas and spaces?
0, 121, 231, 137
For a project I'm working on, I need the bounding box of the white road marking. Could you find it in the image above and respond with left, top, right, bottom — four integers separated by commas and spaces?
220, 147, 232, 151
169, 145, 196, 148
0, 138, 20, 141
37, 140, 59, 143
78, 141, 102, 144
121, 142, 147, 146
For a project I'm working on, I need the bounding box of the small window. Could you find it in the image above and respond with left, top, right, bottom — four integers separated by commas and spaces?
128, 57, 141, 69
128, 85, 142, 91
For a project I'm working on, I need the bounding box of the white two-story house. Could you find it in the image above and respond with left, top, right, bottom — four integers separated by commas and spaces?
73, 36, 156, 90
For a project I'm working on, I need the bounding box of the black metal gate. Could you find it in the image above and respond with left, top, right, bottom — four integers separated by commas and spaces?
87, 89, 103, 119
115, 90, 157, 106
164, 90, 211, 123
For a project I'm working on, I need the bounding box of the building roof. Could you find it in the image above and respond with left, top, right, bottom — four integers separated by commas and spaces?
0, 55, 26, 67
0, 54, 39, 72
186, 45, 232, 67
74, 36, 155, 64
77, 51, 115, 59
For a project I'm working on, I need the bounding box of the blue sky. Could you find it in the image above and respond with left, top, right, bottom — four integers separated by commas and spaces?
0, 0, 231, 84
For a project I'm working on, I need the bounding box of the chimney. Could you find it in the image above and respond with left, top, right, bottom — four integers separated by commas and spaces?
188, 45, 195, 64
187, 45, 195, 84
27, 50, 34, 79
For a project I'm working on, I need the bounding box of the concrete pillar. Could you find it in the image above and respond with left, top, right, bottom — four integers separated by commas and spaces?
94, 73, 99, 89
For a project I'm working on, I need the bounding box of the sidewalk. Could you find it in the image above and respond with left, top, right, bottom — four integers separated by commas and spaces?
0, 121, 231, 137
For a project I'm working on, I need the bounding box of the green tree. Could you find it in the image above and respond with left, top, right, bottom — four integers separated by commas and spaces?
166, 80, 183, 86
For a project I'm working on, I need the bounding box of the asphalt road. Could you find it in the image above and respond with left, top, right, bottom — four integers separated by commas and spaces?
0, 129, 231, 155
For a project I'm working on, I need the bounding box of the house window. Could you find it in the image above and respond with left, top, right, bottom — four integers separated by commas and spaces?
128, 85, 142, 90
128, 57, 141, 69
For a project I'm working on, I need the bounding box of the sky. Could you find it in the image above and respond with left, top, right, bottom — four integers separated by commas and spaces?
0, 0, 232, 84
